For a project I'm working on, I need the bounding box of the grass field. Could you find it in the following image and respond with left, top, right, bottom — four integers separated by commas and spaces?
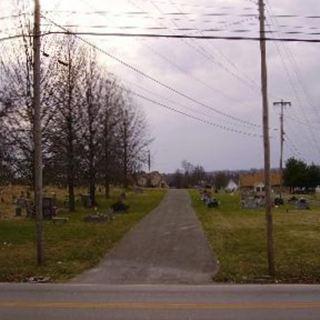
190, 190, 320, 284
0, 188, 166, 282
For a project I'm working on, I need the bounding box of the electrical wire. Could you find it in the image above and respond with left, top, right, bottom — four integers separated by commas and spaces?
41, 15, 264, 130
131, 91, 262, 138
265, 1, 320, 161
81, 0, 262, 125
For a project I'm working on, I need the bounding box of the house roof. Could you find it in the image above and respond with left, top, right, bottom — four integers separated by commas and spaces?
226, 179, 238, 189
239, 171, 281, 188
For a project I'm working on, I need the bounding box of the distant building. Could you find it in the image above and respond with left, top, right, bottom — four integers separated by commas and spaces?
136, 171, 168, 188
239, 171, 281, 194
136, 174, 148, 188
225, 179, 238, 192
239, 171, 282, 209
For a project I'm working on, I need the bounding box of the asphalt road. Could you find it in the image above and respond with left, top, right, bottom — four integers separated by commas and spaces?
1, 283, 320, 320
74, 189, 218, 284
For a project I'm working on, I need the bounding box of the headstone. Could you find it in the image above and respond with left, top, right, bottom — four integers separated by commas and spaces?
296, 198, 310, 210
16, 197, 27, 208
15, 207, 22, 217
241, 196, 264, 209
26, 198, 57, 219
81, 194, 93, 208
274, 197, 284, 206
111, 201, 129, 213
26, 200, 35, 218
84, 215, 109, 223
43, 197, 57, 219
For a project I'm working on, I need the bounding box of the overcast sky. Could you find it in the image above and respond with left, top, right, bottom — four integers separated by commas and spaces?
2, 0, 320, 173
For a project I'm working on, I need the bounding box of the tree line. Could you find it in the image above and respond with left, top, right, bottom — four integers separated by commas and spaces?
0, 14, 150, 211
284, 157, 320, 193
167, 160, 239, 189
169, 157, 320, 192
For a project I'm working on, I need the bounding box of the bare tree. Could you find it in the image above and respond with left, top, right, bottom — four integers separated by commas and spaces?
98, 77, 123, 198
45, 35, 86, 211
0, 10, 59, 187
118, 94, 151, 188
0, 5, 152, 203
79, 52, 105, 205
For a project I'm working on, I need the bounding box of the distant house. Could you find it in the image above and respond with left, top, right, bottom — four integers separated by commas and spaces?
136, 171, 168, 188
136, 174, 148, 188
239, 171, 282, 209
225, 179, 238, 192
240, 171, 282, 195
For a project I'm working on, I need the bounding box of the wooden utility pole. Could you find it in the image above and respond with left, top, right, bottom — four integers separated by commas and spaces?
33, 0, 44, 265
258, 0, 275, 278
273, 100, 291, 198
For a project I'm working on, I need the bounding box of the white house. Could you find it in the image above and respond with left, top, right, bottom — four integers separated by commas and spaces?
225, 179, 238, 192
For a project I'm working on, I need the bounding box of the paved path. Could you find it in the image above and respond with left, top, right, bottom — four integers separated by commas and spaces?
73, 189, 218, 284
1, 284, 320, 320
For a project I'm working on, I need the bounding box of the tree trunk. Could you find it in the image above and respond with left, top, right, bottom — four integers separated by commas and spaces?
104, 116, 110, 199
88, 95, 96, 207
89, 175, 96, 207
66, 49, 75, 212
88, 139, 96, 206
105, 177, 110, 199
123, 111, 128, 189
67, 129, 75, 212
67, 169, 75, 211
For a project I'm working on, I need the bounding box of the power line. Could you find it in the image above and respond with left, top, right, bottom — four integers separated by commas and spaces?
285, 135, 308, 162
37, 31, 320, 43
4, 30, 320, 44
33, 9, 320, 20
124, 78, 261, 131
131, 91, 261, 137
127, 0, 261, 107
138, 41, 255, 112
0, 13, 30, 20
1, 2, 266, 132
265, 1, 320, 160
134, 0, 260, 94
156, 0, 261, 90
34, 23, 320, 37
79, 0, 264, 132
77, 0, 260, 128
0, 34, 26, 42
41, 15, 263, 129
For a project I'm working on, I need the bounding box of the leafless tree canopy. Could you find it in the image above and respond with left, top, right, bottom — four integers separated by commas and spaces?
0, 9, 151, 210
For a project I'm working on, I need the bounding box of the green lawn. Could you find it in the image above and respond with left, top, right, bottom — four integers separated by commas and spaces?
190, 190, 320, 284
0, 189, 166, 282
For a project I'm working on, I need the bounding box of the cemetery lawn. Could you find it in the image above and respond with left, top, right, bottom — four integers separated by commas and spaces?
190, 190, 320, 284
0, 189, 166, 282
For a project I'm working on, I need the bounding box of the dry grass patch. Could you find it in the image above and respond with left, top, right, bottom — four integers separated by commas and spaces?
190, 190, 320, 284
0, 188, 166, 282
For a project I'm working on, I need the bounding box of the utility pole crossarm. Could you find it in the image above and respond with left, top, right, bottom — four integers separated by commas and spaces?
273, 100, 292, 108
